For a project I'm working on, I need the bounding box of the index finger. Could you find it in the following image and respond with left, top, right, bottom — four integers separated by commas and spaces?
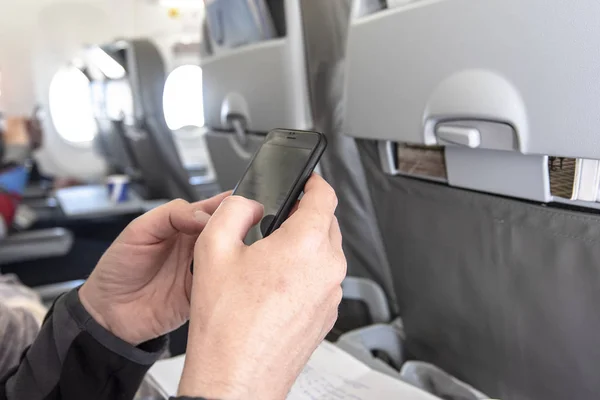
126, 199, 202, 244
283, 174, 338, 231
126, 192, 232, 244
192, 191, 232, 215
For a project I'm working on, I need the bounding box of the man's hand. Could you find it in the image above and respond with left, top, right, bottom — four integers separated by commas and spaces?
79, 192, 230, 346
179, 174, 347, 400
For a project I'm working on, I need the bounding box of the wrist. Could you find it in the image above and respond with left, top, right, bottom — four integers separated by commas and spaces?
179, 333, 291, 400
178, 358, 249, 400
180, 314, 296, 400
178, 330, 257, 400
78, 284, 141, 346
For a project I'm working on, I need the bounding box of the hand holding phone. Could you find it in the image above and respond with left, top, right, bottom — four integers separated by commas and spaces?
191, 128, 327, 273
232, 129, 327, 244
181, 174, 345, 400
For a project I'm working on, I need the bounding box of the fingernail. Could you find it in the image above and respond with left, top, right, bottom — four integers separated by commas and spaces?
194, 211, 210, 224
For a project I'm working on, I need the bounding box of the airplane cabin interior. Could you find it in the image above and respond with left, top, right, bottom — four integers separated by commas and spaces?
1, 0, 599, 399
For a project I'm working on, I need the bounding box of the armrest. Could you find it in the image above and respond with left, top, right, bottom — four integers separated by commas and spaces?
336, 320, 405, 377
342, 276, 391, 324
22, 184, 52, 200
0, 228, 74, 265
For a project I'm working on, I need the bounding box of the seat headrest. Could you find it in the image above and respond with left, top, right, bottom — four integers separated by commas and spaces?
125, 39, 167, 122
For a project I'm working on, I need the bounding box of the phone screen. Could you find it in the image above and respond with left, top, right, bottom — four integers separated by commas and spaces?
234, 138, 315, 244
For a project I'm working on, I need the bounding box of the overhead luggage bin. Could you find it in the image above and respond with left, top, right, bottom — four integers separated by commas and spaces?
344, 0, 600, 204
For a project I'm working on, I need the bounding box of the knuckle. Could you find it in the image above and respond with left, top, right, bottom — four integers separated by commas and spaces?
221, 195, 259, 214
332, 286, 343, 306
328, 312, 339, 330
220, 195, 244, 208
296, 223, 326, 249
335, 255, 348, 283
327, 268, 345, 287
324, 256, 347, 287
300, 234, 324, 255
323, 186, 338, 208
325, 303, 341, 332
332, 216, 341, 230
169, 198, 190, 208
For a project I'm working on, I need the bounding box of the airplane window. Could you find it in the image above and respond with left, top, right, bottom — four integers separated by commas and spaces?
163, 65, 205, 130
48, 66, 98, 145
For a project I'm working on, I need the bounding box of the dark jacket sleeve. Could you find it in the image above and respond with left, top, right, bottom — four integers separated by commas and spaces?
0, 289, 167, 400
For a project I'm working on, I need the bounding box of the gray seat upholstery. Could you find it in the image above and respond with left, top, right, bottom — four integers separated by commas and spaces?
122, 39, 209, 201
205, 131, 264, 191
94, 118, 141, 180
90, 76, 140, 179
356, 140, 600, 400
342, 2, 600, 398
0, 228, 73, 265
201, 0, 313, 192
124, 39, 197, 200
299, 0, 397, 310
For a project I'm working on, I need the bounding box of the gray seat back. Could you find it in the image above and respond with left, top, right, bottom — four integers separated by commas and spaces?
91, 80, 141, 178
124, 39, 198, 201
344, 2, 600, 398
94, 119, 140, 179
202, 0, 312, 191
299, 0, 396, 310
356, 141, 600, 400
205, 132, 264, 191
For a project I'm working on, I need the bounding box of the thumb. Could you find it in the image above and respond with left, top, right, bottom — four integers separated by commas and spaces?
124, 199, 201, 245
200, 196, 264, 249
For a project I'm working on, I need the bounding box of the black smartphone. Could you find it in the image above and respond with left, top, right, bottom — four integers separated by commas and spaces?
233, 128, 327, 244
